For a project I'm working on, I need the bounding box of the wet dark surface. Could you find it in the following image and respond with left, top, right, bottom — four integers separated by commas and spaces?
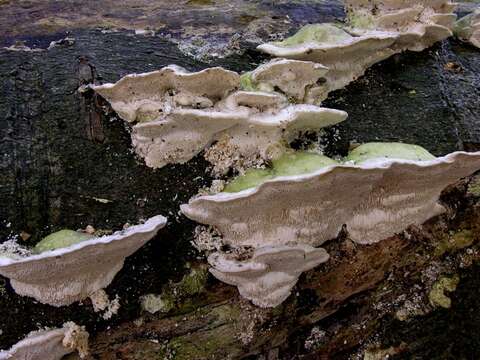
325, 40, 480, 156
386, 264, 480, 360
0, 0, 345, 51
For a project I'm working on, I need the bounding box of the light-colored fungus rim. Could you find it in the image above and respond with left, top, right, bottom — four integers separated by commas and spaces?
257, 30, 398, 57
135, 105, 347, 129
0, 215, 167, 266
183, 151, 480, 203
91, 65, 239, 92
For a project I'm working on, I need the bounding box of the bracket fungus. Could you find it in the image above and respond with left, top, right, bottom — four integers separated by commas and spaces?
257, 24, 397, 102
182, 146, 480, 247
0, 322, 89, 360
92, 65, 240, 123
344, 0, 457, 51
0, 215, 166, 306
240, 59, 329, 104
258, 1, 457, 101
453, 9, 480, 48
132, 99, 347, 170
93, 63, 347, 171
208, 245, 329, 308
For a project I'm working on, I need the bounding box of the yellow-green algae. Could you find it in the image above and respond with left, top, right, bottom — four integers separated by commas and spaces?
223, 168, 273, 193
272, 151, 338, 176
346, 142, 436, 164
176, 266, 209, 296
271, 23, 352, 47
347, 10, 375, 29
435, 229, 474, 256
223, 151, 338, 193
141, 265, 209, 314
223, 144, 436, 193
468, 176, 480, 197
429, 275, 460, 309
239, 72, 257, 91
141, 293, 175, 314
33, 229, 94, 253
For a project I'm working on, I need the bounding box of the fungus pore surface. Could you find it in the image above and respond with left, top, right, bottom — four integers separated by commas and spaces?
258, 0, 457, 101
182, 149, 480, 247
208, 245, 330, 308
93, 64, 348, 171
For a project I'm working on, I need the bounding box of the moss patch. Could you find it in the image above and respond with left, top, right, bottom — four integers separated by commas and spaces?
429, 275, 460, 309
141, 293, 175, 314
141, 265, 209, 314
346, 142, 436, 164
435, 230, 475, 256
33, 230, 94, 253
176, 266, 209, 296
468, 176, 480, 197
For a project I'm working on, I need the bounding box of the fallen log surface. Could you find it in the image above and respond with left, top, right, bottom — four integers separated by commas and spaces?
0, 1, 479, 359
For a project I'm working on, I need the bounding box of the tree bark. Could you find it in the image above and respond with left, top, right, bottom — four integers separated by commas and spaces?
0, 1, 479, 359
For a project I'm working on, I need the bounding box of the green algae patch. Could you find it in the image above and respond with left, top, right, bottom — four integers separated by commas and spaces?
468, 176, 480, 197
435, 230, 475, 256
239, 72, 257, 91
223, 168, 273, 193
429, 275, 460, 309
347, 10, 375, 29
33, 230, 94, 253
141, 265, 209, 315
223, 151, 338, 193
272, 23, 351, 47
272, 152, 338, 177
346, 142, 436, 164
141, 293, 175, 314
177, 266, 209, 296
187, 0, 214, 5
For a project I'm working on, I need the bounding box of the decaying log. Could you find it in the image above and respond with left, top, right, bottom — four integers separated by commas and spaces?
1, 1, 480, 359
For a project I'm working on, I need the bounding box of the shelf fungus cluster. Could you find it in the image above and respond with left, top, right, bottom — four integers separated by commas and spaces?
258, 0, 457, 101
0, 322, 89, 360
88, 0, 478, 310
182, 146, 480, 307
0, 215, 166, 306
93, 61, 348, 173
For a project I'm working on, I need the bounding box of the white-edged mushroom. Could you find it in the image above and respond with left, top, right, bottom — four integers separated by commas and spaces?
132, 101, 347, 169
208, 244, 329, 308
92, 65, 240, 123
241, 59, 329, 104
257, 24, 398, 102
258, 1, 457, 102
453, 9, 480, 48
345, 0, 457, 52
93, 64, 348, 171
0, 215, 166, 306
181, 150, 480, 247
0, 322, 89, 360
